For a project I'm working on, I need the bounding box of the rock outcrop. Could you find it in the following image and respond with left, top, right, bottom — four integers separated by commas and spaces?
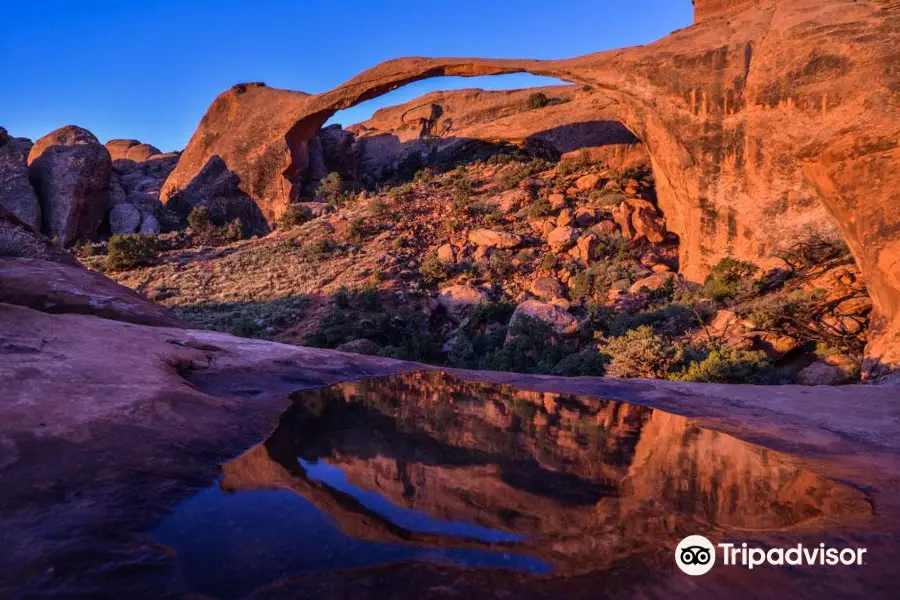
27, 125, 112, 246
160, 0, 900, 375
347, 86, 647, 184
164, 154, 268, 235
105, 138, 162, 163
0, 127, 41, 231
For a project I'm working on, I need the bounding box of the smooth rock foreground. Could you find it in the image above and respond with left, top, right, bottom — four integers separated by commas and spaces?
1, 244, 899, 598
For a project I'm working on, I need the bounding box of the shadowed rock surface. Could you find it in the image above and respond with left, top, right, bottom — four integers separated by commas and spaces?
0, 127, 41, 231
27, 125, 112, 246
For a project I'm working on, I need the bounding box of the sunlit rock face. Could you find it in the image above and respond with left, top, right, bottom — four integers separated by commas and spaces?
157, 372, 869, 596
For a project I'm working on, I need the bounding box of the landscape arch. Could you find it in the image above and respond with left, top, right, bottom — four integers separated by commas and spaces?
161, 0, 900, 376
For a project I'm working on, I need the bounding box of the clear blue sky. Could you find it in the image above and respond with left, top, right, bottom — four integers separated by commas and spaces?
0, 1, 692, 152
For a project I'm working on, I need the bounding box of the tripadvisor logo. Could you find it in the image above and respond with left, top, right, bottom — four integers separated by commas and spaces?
675, 535, 867, 576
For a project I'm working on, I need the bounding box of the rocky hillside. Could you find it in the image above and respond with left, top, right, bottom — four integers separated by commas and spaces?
87, 138, 870, 386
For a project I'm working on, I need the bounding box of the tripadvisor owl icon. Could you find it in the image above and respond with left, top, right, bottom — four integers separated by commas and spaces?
676, 535, 716, 576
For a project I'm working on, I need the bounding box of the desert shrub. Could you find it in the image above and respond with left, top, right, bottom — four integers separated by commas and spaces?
346, 217, 374, 243
482, 315, 565, 374
745, 289, 865, 357
107, 234, 158, 271
359, 282, 381, 311
479, 250, 516, 280
306, 307, 355, 348
280, 204, 309, 229
466, 300, 516, 330
221, 218, 244, 243
174, 296, 308, 339
673, 346, 774, 384
187, 206, 244, 245
413, 168, 434, 184
539, 253, 560, 272
527, 92, 550, 110
527, 197, 553, 218
557, 150, 592, 176
698, 257, 760, 301
332, 287, 352, 309
419, 252, 447, 284
554, 350, 609, 376
570, 260, 638, 302
187, 205, 212, 232
778, 229, 851, 272
369, 197, 393, 219
316, 172, 353, 206
500, 159, 551, 190
605, 326, 684, 379
300, 236, 336, 258
606, 303, 703, 338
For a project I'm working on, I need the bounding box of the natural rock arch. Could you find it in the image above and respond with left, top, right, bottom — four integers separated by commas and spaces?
162, 0, 900, 376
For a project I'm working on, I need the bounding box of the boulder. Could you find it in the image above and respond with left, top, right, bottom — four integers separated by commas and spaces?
529, 277, 565, 301
468, 228, 522, 249
437, 285, 488, 321
547, 226, 579, 251
105, 139, 162, 163
335, 339, 380, 356
556, 208, 575, 227
710, 310, 740, 332
797, 361, 851, 386
496, 189, 530, 214
574, 234, 597, 263
138, 214, 161, 235
629, 272, 675, 294
548, 193, 567, 211
612, 202, 636, 239
510, 299, 578, 336
575, 173, 602, 191
627, 198, 666, 244
437, 243, 456, 264
109, 203, 142, 234
0, 131, 41, 231
574, 207, 598, 228
27, 125, 112, 246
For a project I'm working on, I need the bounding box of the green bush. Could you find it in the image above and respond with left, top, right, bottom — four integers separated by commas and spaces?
482, 315, 566, 374
528, 92, 550, 110
280, 204, 309, 229
299, 236, 337, 259
107, 234, 158, 271
187, 206, 212, 232
360, 283, 381, 311
699, 257, 760, 301
346, 217, 373, 243
605, 326, 684, 379
316, 172, 353, 206
673, 346, 774, 384
419, 253, 447, 284
554, 350, 609, 376
527, 197, 553, 218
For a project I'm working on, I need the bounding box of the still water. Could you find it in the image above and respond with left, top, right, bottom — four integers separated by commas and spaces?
153, 372, 867, 598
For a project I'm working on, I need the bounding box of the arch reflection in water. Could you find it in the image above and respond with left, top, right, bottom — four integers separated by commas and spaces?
154, 371, 868, 598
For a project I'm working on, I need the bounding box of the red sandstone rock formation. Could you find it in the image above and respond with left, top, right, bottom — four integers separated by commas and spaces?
27, 125, 112, 246
162, 0, 900, 376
